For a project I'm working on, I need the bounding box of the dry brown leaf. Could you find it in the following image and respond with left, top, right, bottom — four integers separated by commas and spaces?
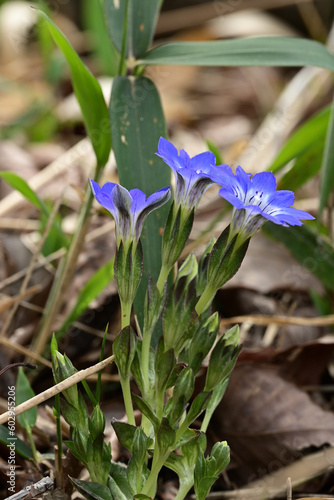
214, 364, 334, 472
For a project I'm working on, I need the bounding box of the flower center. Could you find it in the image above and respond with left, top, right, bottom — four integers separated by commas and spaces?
248, 190, 264, 206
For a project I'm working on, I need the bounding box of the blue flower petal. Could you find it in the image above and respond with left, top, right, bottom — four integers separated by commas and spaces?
90, 179, 117, 215
250, 171, 277, 195
190, 151, 216, 174
90, 179, 171, 248
156, 137, 220, 210
216, 165, 314, 244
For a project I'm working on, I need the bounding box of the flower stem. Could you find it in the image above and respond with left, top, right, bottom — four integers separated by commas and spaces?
156, 264, 170, 294
140, 449, 167, 497
195, 285, 216, 316
174, 481, 193, 500
141, 329, 153, 397
120, 375, 135, 426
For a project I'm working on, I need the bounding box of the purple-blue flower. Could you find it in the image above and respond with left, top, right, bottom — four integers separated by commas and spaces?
214, 165, 314, 245
156, 137, 219, 211
90, 179, 171, 248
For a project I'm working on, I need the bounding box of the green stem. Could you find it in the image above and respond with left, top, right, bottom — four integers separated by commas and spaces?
195, 285, 216, 316
141, 449, 168, 497
25, 425, 39, 463
200, 408, 212, 434
141, 328, 152, 395
118, 0, 130, 75
174, 480, 193, 500
156, 264, 171, 294
120, 376, 135, 426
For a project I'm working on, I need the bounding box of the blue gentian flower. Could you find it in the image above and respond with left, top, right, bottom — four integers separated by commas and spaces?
214, 166, 314, 246
156, 137, 220, 211
90, 179, 171, 249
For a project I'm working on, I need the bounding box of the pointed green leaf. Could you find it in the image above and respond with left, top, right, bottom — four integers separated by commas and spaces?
132, 394, 160, 432
16, 368, 37, 430
270, 105, 330, 173
105, 0, 161, 57
70, 477, 113, 500
319, 94, 334, 215
112, 421, 137, 452
110, 76, 171, 323
113, 326, 137, 380
140, 38, 334, 71
37, 9, 111, 167
109, 462, 133, 500
0, 425, 33, 459
82, 0, 119, 76
0, 172, 47, 213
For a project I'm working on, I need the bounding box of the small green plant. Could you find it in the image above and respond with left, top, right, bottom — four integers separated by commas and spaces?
52, 135, 313, 499
5, 1, 332, 498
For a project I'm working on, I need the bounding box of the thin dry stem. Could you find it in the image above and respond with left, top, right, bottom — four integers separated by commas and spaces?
0, 354, 114, 425
0, 195, 64, 339
220, 314, 334, 327
0, 337, 51, 368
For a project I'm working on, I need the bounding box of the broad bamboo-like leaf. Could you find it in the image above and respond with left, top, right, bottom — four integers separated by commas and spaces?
263, 223, 334, 291
37, 9, 111, 167
140, 37, 334, 72
109, 76, 171, 323
104, 0, 161, 58
319, 95, 334, 215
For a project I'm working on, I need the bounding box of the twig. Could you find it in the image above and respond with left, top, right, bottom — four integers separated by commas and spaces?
0, 355, 114, 425
0, 285, 41, 314
0, 337, 52, 368
4, 476, 53, 500
220, 313, 334, 327
0, 195, 63, 339
0, 362, 36, 377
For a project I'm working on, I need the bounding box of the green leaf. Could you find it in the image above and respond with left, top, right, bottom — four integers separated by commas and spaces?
0, 425, 33, 459
112, 421, 137, 452
270, 105, 330, 173
319, 94, 334, 215
109, 462, 134, 500
132, 394, 160, 432
70, 477, 113, 500
16, 368, 37, 430
57, 258, 114, 336
263, 222, 334, 291
140, 37, 334, 71
110, 76, 171, 324
37, 9, 111, 167
104, 0, 161, 58
82, 0, 120, 76
0, 172, 47, 214
113, 326, 137, 380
